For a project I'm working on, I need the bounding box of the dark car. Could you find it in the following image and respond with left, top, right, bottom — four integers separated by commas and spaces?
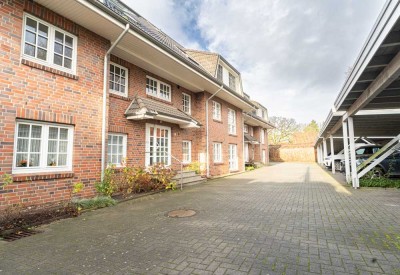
340, 149, 400, 178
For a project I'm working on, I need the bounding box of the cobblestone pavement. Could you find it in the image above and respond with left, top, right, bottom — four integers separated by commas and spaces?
1, 163, 400, 275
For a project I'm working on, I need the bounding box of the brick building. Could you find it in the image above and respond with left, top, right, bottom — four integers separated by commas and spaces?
0, 0, 273, 208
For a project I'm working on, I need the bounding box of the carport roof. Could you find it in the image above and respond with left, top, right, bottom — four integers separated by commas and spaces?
317, 0, 400, 143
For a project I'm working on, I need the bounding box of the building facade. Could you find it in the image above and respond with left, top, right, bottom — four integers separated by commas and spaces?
0, 0, 272, 208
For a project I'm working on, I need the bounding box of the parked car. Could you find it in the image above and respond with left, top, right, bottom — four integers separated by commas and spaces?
340, 149, 400, 178
324, 143, 379, 171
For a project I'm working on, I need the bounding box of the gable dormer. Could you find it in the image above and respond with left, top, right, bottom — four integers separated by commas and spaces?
215, 58, 243, 95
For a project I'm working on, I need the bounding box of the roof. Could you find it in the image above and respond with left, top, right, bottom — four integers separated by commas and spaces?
185, 49, 219, 76
244, 133, 259, 144
244, 113, 275, 129
125, 96, 201, 126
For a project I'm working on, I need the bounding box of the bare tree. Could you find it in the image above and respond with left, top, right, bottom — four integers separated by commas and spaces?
268, 116, 300, 145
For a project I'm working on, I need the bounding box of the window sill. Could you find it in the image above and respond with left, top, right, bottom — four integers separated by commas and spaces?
13, 172, 74, 182
213, 162, 224, 166
109, 92, 129, 100
229, 134, 238, 137
213, 119, 223, 124
21, 59, 78, 80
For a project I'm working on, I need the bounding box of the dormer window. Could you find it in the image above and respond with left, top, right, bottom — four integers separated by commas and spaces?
229, 73, 236, 91
217, 64, 223, 81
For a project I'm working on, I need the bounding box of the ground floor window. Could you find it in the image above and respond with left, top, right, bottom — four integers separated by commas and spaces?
107, 133, 127, 167
182, 140, 191, 163
146, 124, 171, 166
213, 142, 222, 163
229, 144, 238, 171
13, 120, 73, 174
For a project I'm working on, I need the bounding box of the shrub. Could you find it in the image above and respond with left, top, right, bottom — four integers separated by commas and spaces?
95, 166, 117, 197
245, 166, 255, 171
359, 178, 400, 188
184, 161, 201, 174
73, 196, 117, 211
149, 163, 176, 189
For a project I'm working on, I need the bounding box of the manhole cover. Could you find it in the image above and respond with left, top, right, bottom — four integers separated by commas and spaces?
167, 209, 196, 218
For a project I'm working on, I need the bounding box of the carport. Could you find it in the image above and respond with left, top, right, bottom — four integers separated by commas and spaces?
316, 0, 400, 188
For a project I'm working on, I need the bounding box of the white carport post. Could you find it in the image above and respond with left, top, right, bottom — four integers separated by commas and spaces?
323, 138, 328, 158
330, 135, 335, 174
347, 117, 359, 188
342, 120, 351, 183
316, 144, 321, 164
318, 144, 323, 164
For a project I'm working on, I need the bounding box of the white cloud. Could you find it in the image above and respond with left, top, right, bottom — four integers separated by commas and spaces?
121, 0, 385, 124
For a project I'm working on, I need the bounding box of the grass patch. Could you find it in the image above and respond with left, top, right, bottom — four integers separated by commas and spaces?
359, 178, 400, 188
73, 196, 117, 211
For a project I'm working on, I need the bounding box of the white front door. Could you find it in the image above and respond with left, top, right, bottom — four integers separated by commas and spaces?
229, 144, 238, 171
262, 149, 266, 164
146, 124, 171, 166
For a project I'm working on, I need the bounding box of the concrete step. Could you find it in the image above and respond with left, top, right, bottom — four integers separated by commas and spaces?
174, 174, 204, 184
173, 170, 198, 178
175, 178, 207, 187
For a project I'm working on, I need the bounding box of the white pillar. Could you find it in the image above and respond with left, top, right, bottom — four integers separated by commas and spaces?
342, 121, 351, 183
348, 117, 359, 188
317, 144, 322, 164
323, 138, 327, 158
330, 135, 335, 174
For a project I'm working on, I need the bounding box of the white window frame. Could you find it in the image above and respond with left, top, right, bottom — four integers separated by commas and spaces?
260, 129, 265, 144
229, 144, 238, 171
217, 64, 223, 81
21, 13, 78, 75
212, 101, 221, 121
213, 142, 223, 163
243, 124, 248, 133
182, 93, 191, 114
249, 126, 254, 136
182, 140, 191, 164
109, 62, 128, 97
229, 72, 236, 91
13, 120, 74, 174
146, 76, 171, 102
107, 133, 127, 167
228, 108, 236, 135
145, 124, 172, 166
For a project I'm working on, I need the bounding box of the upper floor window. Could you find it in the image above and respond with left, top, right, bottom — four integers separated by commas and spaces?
228, 108, 236, 135
212, 101, 221, 121
260, 129, 265, 144
146, 76, 171, 101
22, 14, 77, 74
13, 120, 73, 174
229, 73, 236, 91
107, 133, 127, 167
182, 93, 191, 114
244, 124, 248, 133
109, 63, 128, 97
217, 64, 223, 81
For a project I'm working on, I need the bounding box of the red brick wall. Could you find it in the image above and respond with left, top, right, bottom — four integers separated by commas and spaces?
0, 1, 109, 208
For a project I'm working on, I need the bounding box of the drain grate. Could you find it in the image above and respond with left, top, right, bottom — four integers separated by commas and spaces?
1, 229, 41, 242
167, 209, 197, 218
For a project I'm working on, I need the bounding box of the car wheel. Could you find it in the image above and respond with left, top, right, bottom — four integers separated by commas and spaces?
334, 161, 341, 171
370, 167, 384, 179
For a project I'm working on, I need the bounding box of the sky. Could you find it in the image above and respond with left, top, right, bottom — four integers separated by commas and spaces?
122, 0, 385, 124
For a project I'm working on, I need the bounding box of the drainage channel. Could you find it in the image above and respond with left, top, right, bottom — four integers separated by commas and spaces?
1, 229, 42, 242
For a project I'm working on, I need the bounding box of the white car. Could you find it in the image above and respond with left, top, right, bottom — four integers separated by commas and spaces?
324, 143, 379, 171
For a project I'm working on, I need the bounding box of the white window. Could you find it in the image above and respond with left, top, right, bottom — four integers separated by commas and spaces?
212, 101, 221, 120
244, 124, 248, 133
22, 13, 77, 74
182, 93, 191, 114
213, 143, 222, 163
260, 129, 265, 144
145, 124, 171, 166
217, 64, 223, 81
146, 76, 171, 101
229, 73, 236, 91
13, 121, 73, 174
249, 127, 254, 136
107, 133, 127, 167
182, 141, 191, 163
228, 108, 236, 135
229, 144, 238, 171
109, 63, 128, 96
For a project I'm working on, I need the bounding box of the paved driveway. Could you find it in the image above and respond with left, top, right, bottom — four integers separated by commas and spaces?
1, 163, 400, 274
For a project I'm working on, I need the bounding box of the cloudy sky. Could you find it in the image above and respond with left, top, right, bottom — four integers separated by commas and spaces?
122, 0, 384, 124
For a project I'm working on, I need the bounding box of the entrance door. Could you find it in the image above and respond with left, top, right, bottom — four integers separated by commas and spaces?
146, 124, 171, 166
262, 149, 266, 164
244, 144, 249, 162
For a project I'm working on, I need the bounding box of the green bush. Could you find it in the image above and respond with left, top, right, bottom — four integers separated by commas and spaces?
184, 161, 201, 174
245, 166, 255, 171
73, 196, 117, 211
359, 178, 400, 188
95, 166, 117, 197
